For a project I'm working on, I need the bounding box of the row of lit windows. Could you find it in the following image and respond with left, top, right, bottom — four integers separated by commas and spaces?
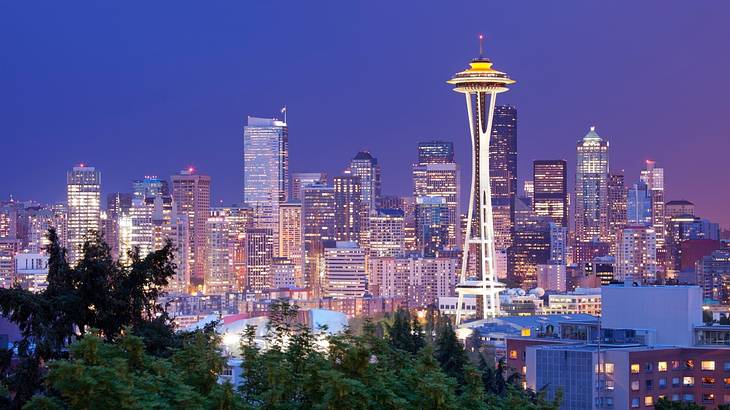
631, 393, 717, 408
631, 360, 722, 374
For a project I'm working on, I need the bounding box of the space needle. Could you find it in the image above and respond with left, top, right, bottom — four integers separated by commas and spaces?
448, 35, 514, 325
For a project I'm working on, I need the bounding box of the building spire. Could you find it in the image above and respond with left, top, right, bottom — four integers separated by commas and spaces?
478, 33, 484, 58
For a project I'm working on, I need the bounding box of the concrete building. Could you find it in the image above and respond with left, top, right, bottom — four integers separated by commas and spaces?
324, 241, 367, 299
615, 226, 657, 284
171, 168, 211, 285
368, 208, 405, 258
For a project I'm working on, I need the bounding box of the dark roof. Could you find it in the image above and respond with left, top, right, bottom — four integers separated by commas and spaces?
666, 200, 694, 206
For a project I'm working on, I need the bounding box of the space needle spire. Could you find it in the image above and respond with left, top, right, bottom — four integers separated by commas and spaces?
447, 35, 515, 325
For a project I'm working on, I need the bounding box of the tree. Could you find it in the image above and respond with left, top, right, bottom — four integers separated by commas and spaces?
433, 315, 468, 384
655, 397, 705, 410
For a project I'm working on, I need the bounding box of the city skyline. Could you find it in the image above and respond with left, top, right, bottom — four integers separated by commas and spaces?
2, 2, 730, 230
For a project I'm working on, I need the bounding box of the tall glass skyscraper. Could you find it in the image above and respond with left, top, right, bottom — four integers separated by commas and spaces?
490, 105, 518, 253
627, 180, 652, 227
243, 116, 289, 251
575, 126, 610, 244
66, 165, 101, 265
532, 160, 568, 227
132, 176, 169, 200
412, 141, 460, 249
347, 151, 381, 221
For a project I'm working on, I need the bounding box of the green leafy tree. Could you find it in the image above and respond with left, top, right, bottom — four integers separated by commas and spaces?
655, 397, 705, 409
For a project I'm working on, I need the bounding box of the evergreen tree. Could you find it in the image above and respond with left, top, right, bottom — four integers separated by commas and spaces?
433, 315, 468, 383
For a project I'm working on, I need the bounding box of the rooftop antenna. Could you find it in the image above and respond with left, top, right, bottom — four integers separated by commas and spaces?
478, 33, 484, 58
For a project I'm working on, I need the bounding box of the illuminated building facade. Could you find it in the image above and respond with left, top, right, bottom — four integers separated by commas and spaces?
245, 227, 273, 292
66, 165, 101, 265
171, 168, 210, 285
291, 172, 327, 201
369, 208, 405, 258
615, 226, 657, 283
302, 183, 336, 295
278, 202, 305, 287
575, 126, 610, 244
533, 160, 568, 227
243, 116, 289, 250
333, 175, 362, 242
324, 241, 367, 299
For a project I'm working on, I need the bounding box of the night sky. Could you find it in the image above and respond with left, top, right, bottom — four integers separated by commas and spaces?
1, 2, 729, 228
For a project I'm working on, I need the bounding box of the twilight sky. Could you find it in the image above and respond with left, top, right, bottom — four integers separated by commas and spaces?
1, 1, 729, 228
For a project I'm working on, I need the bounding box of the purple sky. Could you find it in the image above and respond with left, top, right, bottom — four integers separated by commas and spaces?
1, 2, 728, 228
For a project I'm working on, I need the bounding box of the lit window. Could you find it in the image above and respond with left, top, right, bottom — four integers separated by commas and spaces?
703, 376, 716, 385
605, 380, 615, 391
683, 376, 695, 386
631, 398, 640, 408
702, 361, 716, 371
703, 393, 715, 402
631, 380, 640, 391
605, 362, 614, 374
658, 361, 667, 372
522, 366, 526, 375
685, 360, 695, 369
724, 377, 730, 385
631, 363, 640, 374
509, 350, 517, 359
671, 360, 680, 370
644, 396, 654, 407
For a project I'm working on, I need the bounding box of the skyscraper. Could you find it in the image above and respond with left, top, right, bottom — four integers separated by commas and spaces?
323, 241, 367, 299
278, 202, 305, 287
412, 141, 460, 249
490, 105, 518, 255
607, 172, 628, 252
302, 183, 336, 296
575, 126, 610, 244
206, 210, 234, 294
66, 165, 101, 265
615, 226, 657, 284
368, 208, 405, 258
447, 38, 514, 322
243, 116, 289, 248
414, 196, 451, 257
640, 160, 666, 265
333, 175, 362, 242
171, 168, 211, 285
627, 180, 652, 227
347, 151, 381, 221
532, 160, 568, 227
246, 228, 273, 292
105, 192, 132, 260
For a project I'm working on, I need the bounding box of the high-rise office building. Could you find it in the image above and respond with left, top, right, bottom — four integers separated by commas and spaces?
243, 116, 289, 249
533, 160, 568, 227
347, 151, 381, 222
278, 202, 305, 288
627, 180, 652, 227
414, 196, 451, 257
575, 126, 610, 244
171, 168, 211, 285
206, 210, 234, 295
291, 172, 327, 201
245, 228, 273, 292
607, 172, 628, 249
640, 160, 666, 262
549, 222, 568, 265
323, 241, 367, 299
132, 176, 169, 200
508, 212, 552, 290
369, 208, 405, 259
490, 105, 518, 253
523, 180, 534, 202
666, 214, 720, 274
105, 193, 132, 260
302, 183, 336, 295
412, 142, 460, 249
615, 226, 657, 284
206, 206, 252, 291
66, 165, 101, 265
333, 175, 362, 242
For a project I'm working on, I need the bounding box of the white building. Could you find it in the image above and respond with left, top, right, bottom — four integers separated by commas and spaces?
324, 241, 367, 298
14, 253, 49, 292
543, 287, 602, 316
